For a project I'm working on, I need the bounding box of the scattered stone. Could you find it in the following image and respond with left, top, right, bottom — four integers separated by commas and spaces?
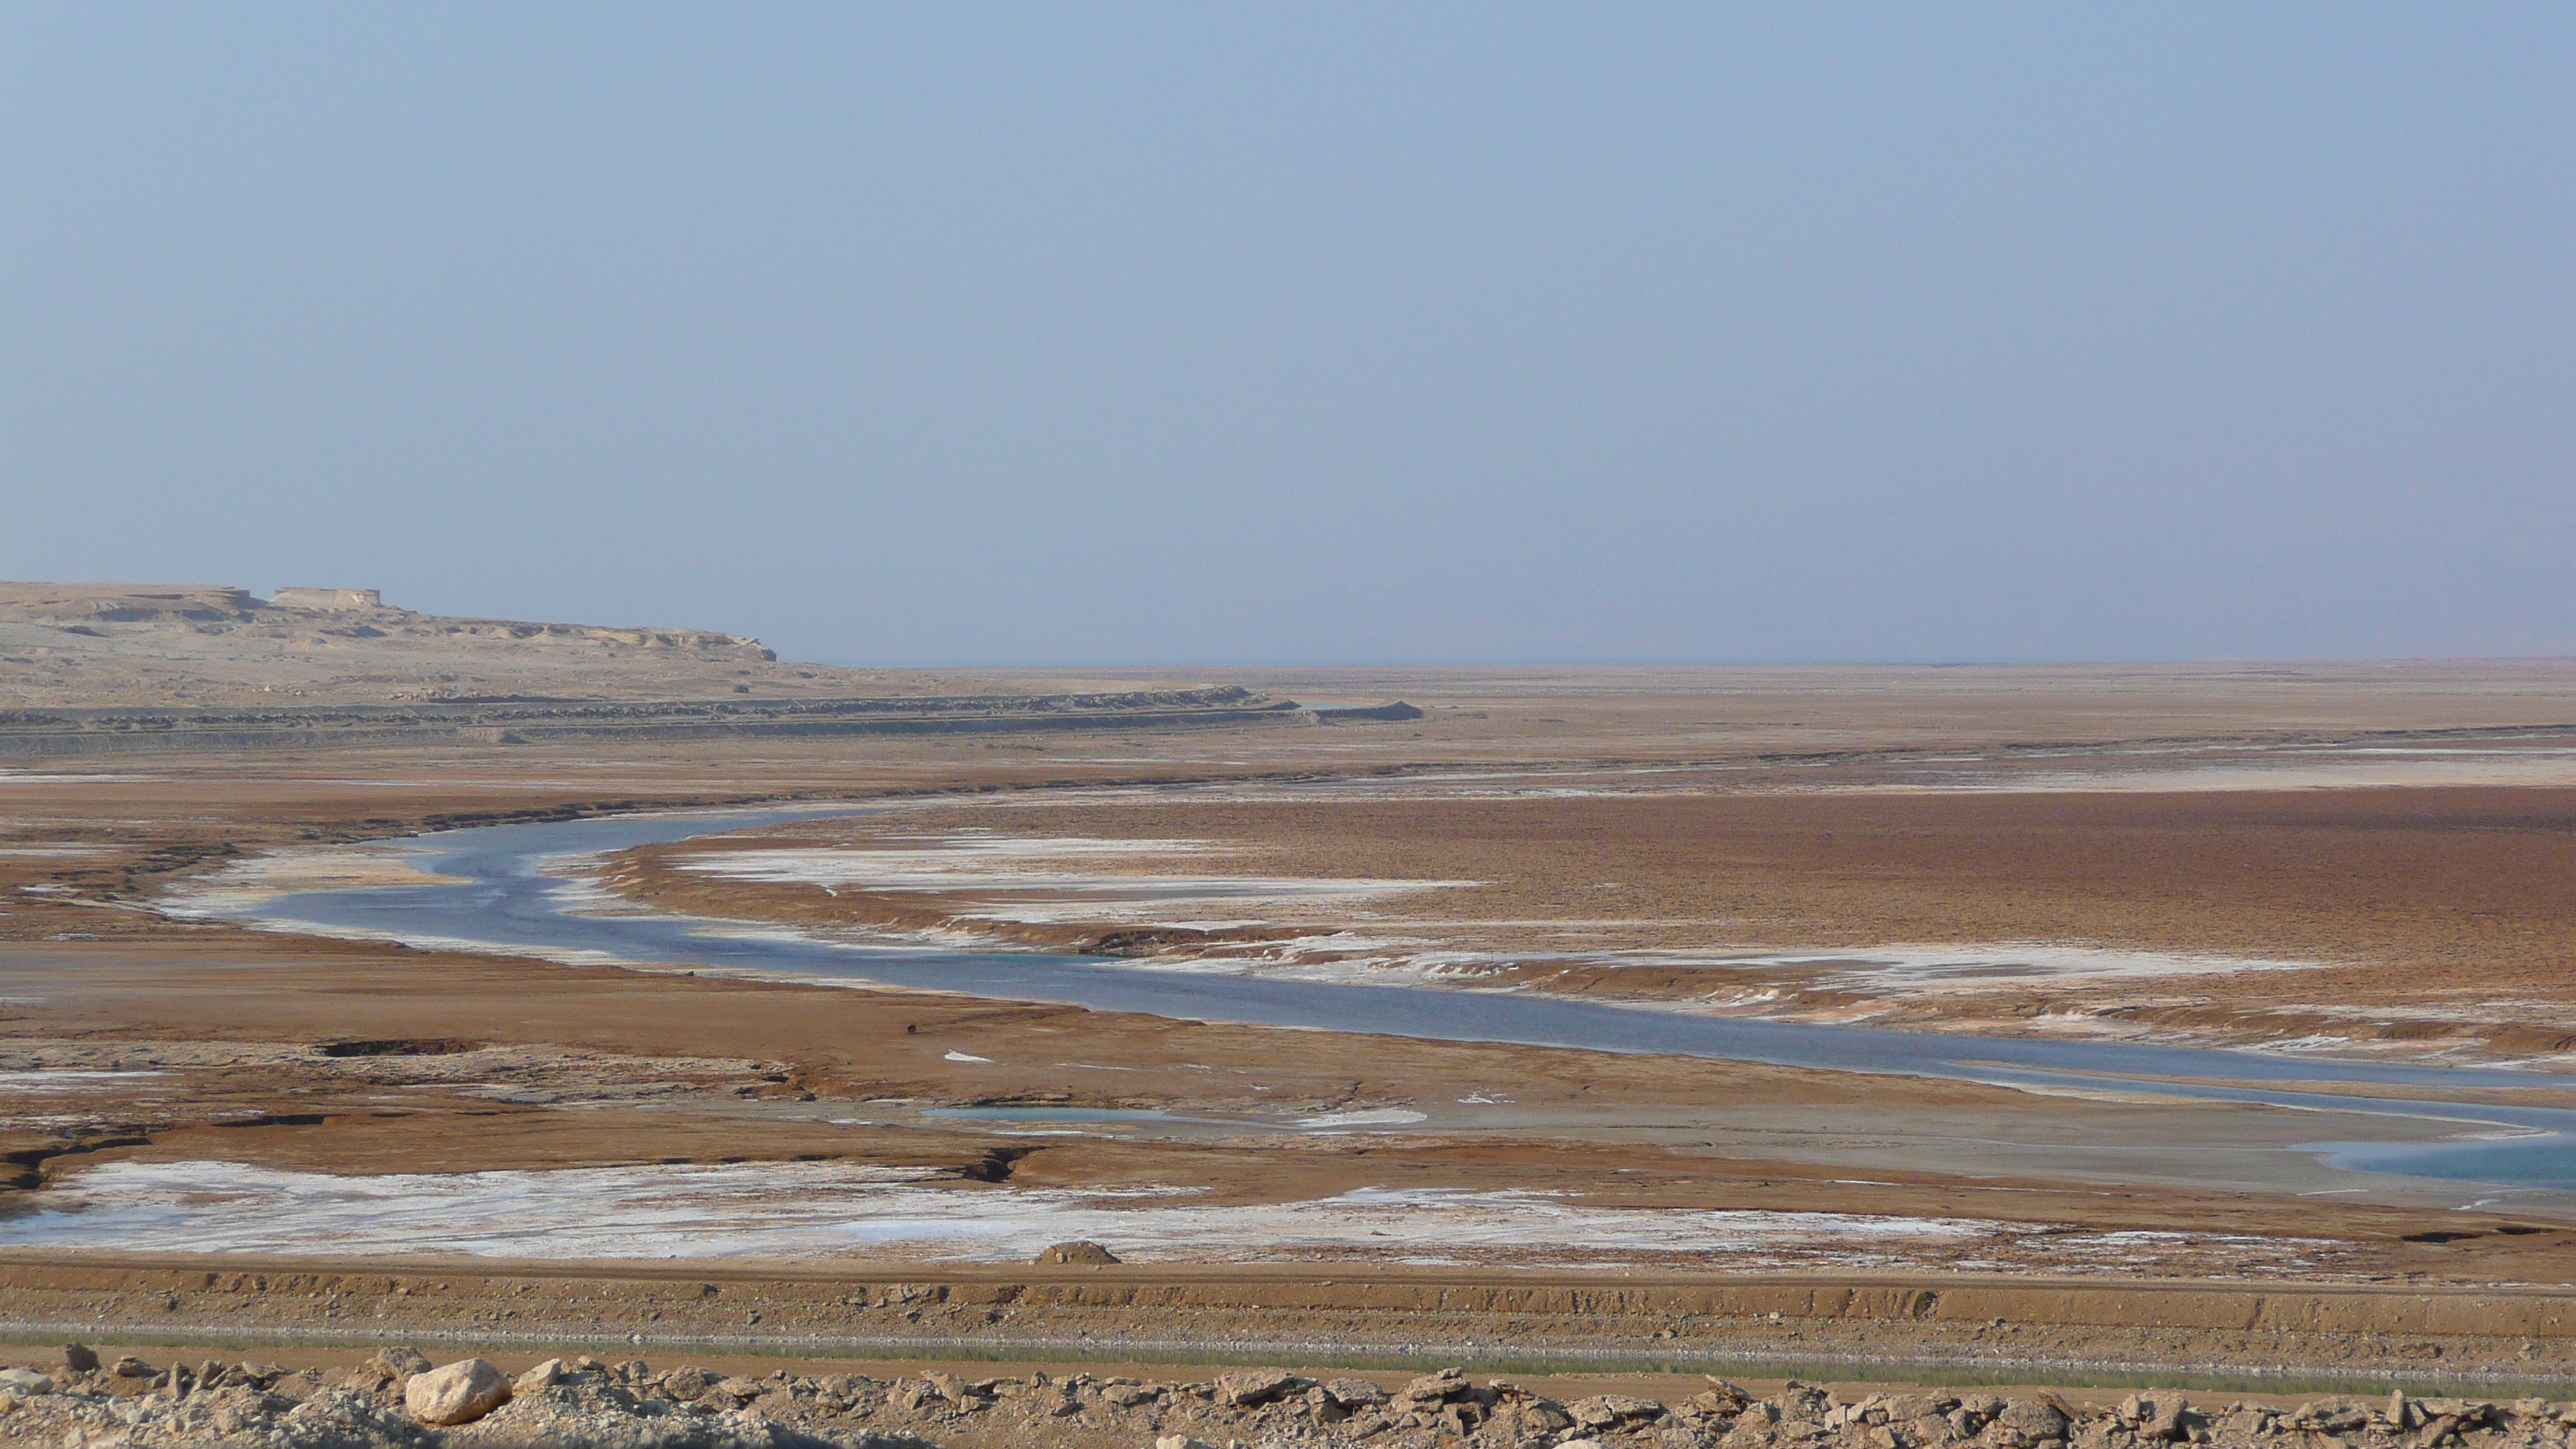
404, 1357, 511, 1426
1033, 1238, 1121, 1264
0, 1352, 2549, 1449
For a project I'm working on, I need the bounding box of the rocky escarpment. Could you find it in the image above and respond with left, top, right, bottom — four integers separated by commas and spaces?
0, 1349, 2557, 1449
0, 581, 1320, 731
0, 581, 769, 656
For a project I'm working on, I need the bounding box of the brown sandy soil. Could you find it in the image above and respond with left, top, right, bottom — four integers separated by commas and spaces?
5, 660, 2576, 1365
9, 1259, 2576, 1386
0, 942, 2423, 1215
601, 784, 2576, 1062
1070, 660, 2576, 778
0, 937, 2571, 1284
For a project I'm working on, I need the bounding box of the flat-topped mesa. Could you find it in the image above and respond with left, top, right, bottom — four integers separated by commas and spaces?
259, 586, 768, 654
0, 580, 773, 659
0, 578, 1312, 730
268, 586, 384, 611
423, 618, 774, 656
0, 581, 256, 623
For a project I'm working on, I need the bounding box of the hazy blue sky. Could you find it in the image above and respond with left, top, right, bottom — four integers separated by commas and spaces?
5, 6, 2570, 664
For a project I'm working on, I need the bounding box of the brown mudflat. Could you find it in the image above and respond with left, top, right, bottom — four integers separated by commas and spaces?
6, 656, 2576, 1378
611, 783, 2576, 1058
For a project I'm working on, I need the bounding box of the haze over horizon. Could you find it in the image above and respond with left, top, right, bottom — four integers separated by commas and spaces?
5, 6, 2570, 667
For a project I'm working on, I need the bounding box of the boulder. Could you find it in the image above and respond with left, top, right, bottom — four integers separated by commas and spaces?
1326, 1377, 1392, 1408
1701, 1378, 1754, 1411
405, 1358, 511, 1426
2296, 1397, 2373, 1434
659, 1365, 714, 1400
1999, 1399, 2071, 1440
1033, 1239, 1121, 1264
1483, 1396, 1574, 1439
1571, 1394, 1667, 1430
1215, 1368, 1297, 1406
513, 1358, 565, 1394
2221, 1410, 2274, 1442
1398, 1368, 1470, 1403
0, 1370, 52, 1396
110, 1355, 155, 1379
1682, 1389, 1749, 1421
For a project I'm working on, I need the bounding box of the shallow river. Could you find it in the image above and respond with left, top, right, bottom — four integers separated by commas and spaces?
246, 808, 2576, 1192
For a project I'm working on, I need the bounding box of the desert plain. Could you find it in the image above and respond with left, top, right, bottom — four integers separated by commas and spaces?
7, 584, 2576, 1445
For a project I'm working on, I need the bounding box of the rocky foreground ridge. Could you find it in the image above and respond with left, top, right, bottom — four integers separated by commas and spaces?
0, 1346, 2557, 1449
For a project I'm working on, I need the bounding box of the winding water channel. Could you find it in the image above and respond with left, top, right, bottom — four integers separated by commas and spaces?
245, 808, 2576, 1194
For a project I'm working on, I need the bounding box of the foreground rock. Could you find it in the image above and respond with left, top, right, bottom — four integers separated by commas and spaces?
406, 1358, 511, 1426
1, 1346, 2567, 1448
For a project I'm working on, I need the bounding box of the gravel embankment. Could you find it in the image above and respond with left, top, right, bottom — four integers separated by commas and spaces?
0, 1346, 2557, 1449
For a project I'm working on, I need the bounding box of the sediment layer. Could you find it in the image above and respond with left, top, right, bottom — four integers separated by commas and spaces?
0, 689, 1304, 755
3, 1259, 2574, 1382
